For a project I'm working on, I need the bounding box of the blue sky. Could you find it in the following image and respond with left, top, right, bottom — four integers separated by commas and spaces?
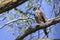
0, 0, 60, 40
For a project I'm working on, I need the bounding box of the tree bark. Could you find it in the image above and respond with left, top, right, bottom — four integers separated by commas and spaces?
0, 0, 28, 14
16, 15, 60, 40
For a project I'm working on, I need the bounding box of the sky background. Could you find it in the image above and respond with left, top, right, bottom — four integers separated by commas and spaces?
0, 0, 60, 40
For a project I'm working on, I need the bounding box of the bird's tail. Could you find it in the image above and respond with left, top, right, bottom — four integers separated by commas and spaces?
43, 28, 48, 38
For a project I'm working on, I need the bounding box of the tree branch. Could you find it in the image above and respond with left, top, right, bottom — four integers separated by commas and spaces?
16, 15, 60, 40
0, 17, 34, 29
0, 18, 26, 29
0, 0, 28, 14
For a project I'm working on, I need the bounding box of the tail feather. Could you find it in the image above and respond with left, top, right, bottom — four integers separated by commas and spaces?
43, 28, 48, 37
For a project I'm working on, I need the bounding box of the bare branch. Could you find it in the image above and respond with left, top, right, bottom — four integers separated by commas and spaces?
0, 0, 28, 14
0, 18, 33, 29
16, 15, 60, 40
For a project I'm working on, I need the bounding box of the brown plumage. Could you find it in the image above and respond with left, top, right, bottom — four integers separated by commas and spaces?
33, 7, 48, 37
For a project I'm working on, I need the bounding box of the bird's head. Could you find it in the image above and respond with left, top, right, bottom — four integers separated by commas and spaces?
33, 6, 39, 11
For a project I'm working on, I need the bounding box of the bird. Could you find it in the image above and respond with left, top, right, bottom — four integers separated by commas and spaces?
33, 6, 48, 38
